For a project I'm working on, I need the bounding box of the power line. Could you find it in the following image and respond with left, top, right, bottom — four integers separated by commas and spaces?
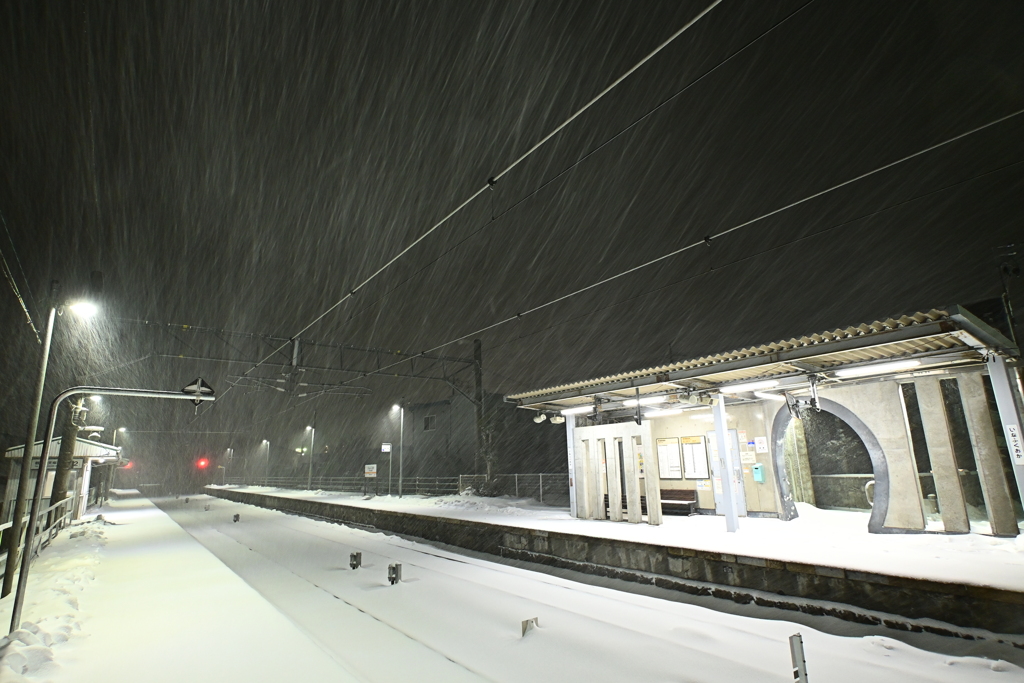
331, 108, 1024, 387
0, 243, 40, 344
342, 0, 818, 327
488, 158, 1024, 353
224, 0, 724, 405
0, 209, 38, 338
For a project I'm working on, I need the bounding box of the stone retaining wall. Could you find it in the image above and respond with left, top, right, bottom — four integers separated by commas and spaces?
205, 487, 1024, 636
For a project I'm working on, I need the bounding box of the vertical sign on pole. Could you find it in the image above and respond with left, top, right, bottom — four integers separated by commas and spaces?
382, 443, 392, 495
988, 355, 1024, 505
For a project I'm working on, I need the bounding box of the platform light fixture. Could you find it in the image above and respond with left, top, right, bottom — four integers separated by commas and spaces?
560, 405, 595, 416
643, 409, 684, 419
533, 413, 547, 423
753, 391, 787, 402
550, 415, 565, 424
721, 379, 779, 394
623, 395, 667, 407
834, 359, 921, 378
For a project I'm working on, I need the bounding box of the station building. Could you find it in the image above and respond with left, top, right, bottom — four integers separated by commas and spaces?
2, 437, 122, 522
505, 304, 1024, 536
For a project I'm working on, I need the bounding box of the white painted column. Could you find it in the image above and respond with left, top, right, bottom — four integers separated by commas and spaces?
988, 355, 1024, 506
623, 435, 642, 523
566, 417, 578, 518
713, 394, 740, 532
605, 438, 623, 522
641, 428, 663, 525
586, 438, 605, 520
959, 373, 1018, 537
914, 377, 970, 533
575, 438, 591, 519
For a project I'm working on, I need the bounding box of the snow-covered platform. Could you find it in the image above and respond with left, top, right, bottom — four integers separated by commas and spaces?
208, 485, 1024, 636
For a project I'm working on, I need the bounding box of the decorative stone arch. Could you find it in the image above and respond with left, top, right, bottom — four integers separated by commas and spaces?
770, 397, 891, 534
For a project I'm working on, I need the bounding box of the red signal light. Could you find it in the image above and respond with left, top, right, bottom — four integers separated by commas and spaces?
123, 461, 134, 470
196, 458, 210, 469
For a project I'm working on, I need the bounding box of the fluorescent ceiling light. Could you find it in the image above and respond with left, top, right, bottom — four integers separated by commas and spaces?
721, 380, 779, 394
560, 405, 594, 416
645, 408, 684, 418
835, 359, 921, 378
623, 396, 667, 407
754, 391, 786, 402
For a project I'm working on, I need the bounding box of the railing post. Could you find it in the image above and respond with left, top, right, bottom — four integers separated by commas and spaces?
539, 473, 544, 505
515, 474, 519, 497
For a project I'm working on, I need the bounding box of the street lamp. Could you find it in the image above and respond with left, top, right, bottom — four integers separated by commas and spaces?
9, 380, 215, 632
262, 439, 270, 484
392, 403, 405, 498
2, 279, 100, 599
112, 426, 126, 448
305, 413, 316, 490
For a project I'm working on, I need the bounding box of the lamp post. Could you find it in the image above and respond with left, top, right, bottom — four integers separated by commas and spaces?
2, 282, 97, 599
305, 411, 316, 490
262, 439, 270, 485
392, 403, 404, 498
9, 382, 215, 633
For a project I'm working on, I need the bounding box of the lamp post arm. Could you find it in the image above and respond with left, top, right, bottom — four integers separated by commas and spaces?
9, 385, 214, 633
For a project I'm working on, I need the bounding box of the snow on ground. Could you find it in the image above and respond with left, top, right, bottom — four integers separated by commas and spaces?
0, 496, 361, 683
217, 485, 1024, 592
0, 492, 1021, 682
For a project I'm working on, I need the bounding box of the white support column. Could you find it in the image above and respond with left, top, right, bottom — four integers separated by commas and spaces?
586, 438, 604, 520
566, 417, 577, 518
988, 355, 1024, 506
713, 394, 740, 532
605, 438, 623, 522
623, 436, 642, 523
641, 428, 663, 525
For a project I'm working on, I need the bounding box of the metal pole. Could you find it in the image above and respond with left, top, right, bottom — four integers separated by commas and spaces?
306, 411, 316, 490
399, 404, 404, 497
10, 385, 215, 632
389, 447, 393, 496
539, 473, 544, 505
2, 304, 56, 598
265, 441, 270, 484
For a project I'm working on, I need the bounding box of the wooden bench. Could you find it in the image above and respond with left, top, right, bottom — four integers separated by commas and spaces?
602, 489, 698, 517
660, 489, 697, 516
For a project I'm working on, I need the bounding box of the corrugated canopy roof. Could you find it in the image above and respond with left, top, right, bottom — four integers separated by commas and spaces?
506, 306, 1017, 408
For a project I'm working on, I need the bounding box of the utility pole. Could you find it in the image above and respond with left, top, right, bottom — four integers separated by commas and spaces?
2, 284, 57, 598
306, 411, 316, 490
49, 397, 85, 519
473, 339, 485, 478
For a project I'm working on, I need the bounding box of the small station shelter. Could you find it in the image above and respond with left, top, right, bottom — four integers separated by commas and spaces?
506, 304, 1024, 536
3, 437, 122, 522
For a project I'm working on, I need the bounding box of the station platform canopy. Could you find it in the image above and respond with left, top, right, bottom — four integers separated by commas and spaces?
506, 304, 1019, 416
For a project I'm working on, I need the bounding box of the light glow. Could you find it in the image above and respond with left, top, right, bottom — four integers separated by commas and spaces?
721, 380, 779, 394
560, 405, 594, 416
754, 391, 787, 402
196, 458, 209, 469
68, 301, 98, 317
835, 359, 921, 378
645, 408, 684, 418
623, 395, 667, 407
90, 395, 102, 402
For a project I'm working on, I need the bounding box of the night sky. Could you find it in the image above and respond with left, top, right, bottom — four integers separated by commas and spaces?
1, 1, 1022, 482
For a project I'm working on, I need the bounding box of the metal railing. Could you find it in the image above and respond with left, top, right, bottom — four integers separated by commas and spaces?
0, 496, 75, 584
223, 475, 460, 497
221, 472, 570, 504
458, 473, 569, 505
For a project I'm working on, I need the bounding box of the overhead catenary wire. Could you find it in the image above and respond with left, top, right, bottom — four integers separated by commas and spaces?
486, 158, 1024, 353
191, 155, 1021, 435
330, 108, 1024, 388
342, 0, 817, 327
0, 244, 40, 344
221, 0, 725, 406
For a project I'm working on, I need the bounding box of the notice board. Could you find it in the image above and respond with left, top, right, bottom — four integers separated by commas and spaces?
681, 436, 710, 480
656, 438, 682, 479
